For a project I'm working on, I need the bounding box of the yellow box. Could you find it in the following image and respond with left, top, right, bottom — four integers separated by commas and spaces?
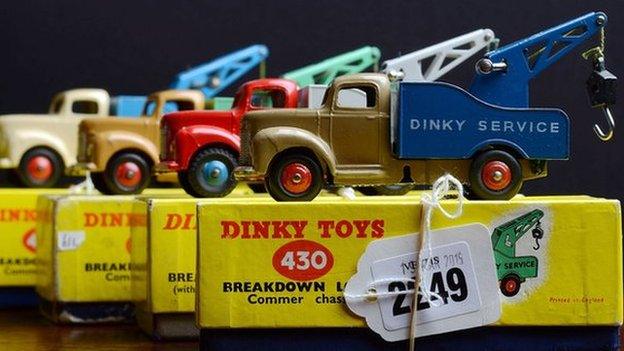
0, 189, 66, 287
197, 196, 623, 330
36, 193, 151, 322
132, 194, 294, 339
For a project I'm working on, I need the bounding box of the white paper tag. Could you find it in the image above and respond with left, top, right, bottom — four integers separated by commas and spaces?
57, 231, 86, 251
345, 223, 500, 341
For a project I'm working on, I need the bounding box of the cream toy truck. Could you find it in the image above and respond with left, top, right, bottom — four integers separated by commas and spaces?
0, 89, 115, 187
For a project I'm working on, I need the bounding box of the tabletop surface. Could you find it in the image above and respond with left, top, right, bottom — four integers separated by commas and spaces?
0, 309, 198, 351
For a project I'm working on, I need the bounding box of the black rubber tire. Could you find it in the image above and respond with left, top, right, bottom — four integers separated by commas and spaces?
184, 147, 237, 198
91, 172, 108, 193
100, 152, 151, 195
356, 184, 414, 196
16, 147, 63, 188
468, 150, 522, 200
266, 153, 323, 202
177, 170, 199, 197
500, 275, 522, 297
248, 183, 267, 193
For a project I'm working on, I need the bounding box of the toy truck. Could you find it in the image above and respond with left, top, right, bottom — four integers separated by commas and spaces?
162, 31, 498, 198
67, 90, 204, 194
0, 88, 133, 187
235, 12, 617, 201
157, 47, 384, 197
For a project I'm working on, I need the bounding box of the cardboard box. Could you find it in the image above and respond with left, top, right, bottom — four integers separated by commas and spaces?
36, 193, 149, 323
132, 195, 315, 339
0, 189, 67, 307
132, 191, 425, 339
196, 196, 622, 350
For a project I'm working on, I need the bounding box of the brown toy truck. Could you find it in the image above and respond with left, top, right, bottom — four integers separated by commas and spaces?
67, 90, 204, 194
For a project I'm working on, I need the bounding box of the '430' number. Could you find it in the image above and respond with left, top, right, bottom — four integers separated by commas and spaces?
389, 267, 468, 317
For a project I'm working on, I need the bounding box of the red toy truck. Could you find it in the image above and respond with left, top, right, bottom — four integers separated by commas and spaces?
156, 78, 299, 197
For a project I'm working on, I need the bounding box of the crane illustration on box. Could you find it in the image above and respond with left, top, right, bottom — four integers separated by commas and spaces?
236, 12, 617, 202
492, 209, 545, 297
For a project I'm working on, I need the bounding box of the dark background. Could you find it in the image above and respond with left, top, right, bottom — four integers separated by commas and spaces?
0, 0, 623, 201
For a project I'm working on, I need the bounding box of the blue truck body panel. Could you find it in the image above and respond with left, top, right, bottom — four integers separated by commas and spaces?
110, 95, 148, 117
111, 96, 179, 117
394, 82, 570, 160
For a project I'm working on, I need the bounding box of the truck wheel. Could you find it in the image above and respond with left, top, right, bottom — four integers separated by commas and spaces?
17, 148, 63, 187
248, 183, 267, 193
266, 153, 323, 202
184, 147, 237, 198
101, 153, 151, 195
500, 275, 522, 297
468, 150, 522, 200
356, 184, 414, 196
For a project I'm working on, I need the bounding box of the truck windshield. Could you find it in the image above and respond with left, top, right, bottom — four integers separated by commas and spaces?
250, 89, 286, 108
51, 97, 64, 114
142, 99, 197, 116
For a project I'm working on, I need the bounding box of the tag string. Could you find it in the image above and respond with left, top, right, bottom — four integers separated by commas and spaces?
410, 174, 464, 351
341, 174, 464, 346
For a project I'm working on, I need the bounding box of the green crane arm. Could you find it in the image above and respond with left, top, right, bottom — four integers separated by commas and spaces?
281, 46, 381, 86
491, 209, 544, 257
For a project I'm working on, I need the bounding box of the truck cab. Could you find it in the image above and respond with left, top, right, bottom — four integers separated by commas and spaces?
68, 89, 204, 195
0, 88, 115, 187
157, 78, 299, 197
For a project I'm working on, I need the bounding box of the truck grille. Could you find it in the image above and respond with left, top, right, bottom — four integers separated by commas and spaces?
159, 124, 169, 161
239, 120, 251, 165
78, 131, 88, 161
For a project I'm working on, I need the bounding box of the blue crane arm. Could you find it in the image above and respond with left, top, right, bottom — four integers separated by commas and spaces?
470, 12, 606, 108
170, 44, 269, 98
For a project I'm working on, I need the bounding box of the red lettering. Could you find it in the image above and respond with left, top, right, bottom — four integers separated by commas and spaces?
221, 221, 239, 238
353, 220, 371, 238
164, 214, 182, 230
271, 221, 291, 239
252, 221, 270, 239
335, 220, 352, 238
182, 213, 195, 230
84, 213, 98, 227
291, 221, 308, 238
371, 219, 384, 238
318, 221, 333, 238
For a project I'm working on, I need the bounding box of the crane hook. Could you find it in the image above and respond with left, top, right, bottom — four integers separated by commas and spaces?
594, 106, 615, 141
532, 224, 544, 251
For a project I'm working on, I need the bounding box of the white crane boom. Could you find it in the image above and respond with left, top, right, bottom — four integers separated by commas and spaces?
382, 29, 496, 82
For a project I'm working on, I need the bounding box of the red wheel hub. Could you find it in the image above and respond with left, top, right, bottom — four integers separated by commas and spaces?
504, 279, 517, 294
481, 160, 512, 191
115, 162, 142, 188
27, 156, 53, 182
280, 162, 312, 194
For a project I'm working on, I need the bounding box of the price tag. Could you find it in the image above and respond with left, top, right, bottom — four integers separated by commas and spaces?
345, 223, 500, 341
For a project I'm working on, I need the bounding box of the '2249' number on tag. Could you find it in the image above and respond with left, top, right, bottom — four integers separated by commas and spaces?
390, 267, 468, 317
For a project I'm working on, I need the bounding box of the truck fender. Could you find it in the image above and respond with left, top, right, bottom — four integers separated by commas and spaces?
175, 125, 240, 170
102, 131, 159, 167
252, 127, 337, 175
468, 139, 530, 159
12, 129, 72, 167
